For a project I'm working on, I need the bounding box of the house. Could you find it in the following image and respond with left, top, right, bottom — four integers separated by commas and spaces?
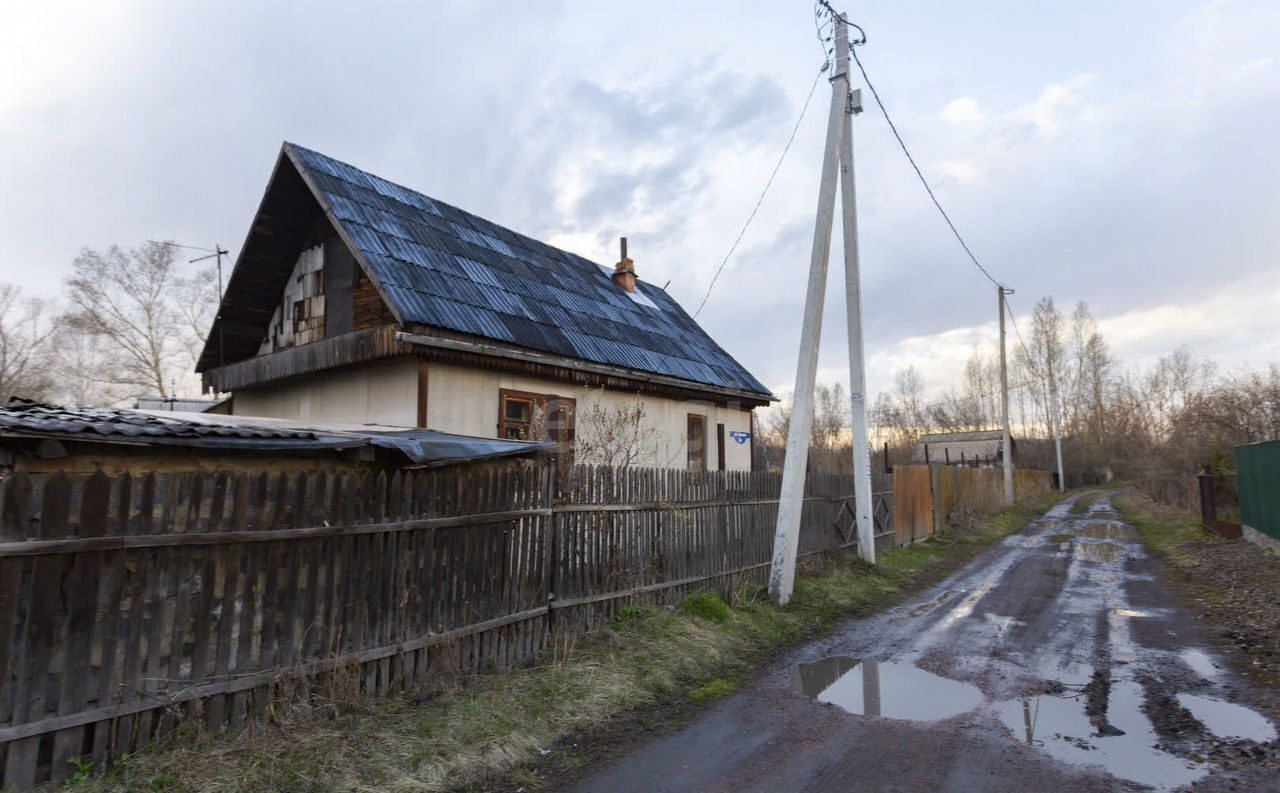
911, 429, 1015, 466
197, 143, 773, 471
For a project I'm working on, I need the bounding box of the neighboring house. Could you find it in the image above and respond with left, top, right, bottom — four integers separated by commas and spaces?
198, 143, 773, 470
911, 429, 1015, 466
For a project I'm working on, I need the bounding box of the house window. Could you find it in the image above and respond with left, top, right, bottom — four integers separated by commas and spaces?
501, 395, 535, 440
498, 389, 576, 456
687, 414, 707, 471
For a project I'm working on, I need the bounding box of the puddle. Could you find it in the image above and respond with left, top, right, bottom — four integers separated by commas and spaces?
1176, 693, 1277, 742
997, 679, 1208, 791
1180, 648, 1219, 680
1076, 522, 1138, 541
794, 658, 983, 721
1112, 607, 1157, 618
1074, 541, 1127, 563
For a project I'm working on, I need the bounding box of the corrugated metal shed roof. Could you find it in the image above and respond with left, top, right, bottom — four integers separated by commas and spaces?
280, 144, 771, 397
911, 429, 1014, 465
0, 401, 551, 466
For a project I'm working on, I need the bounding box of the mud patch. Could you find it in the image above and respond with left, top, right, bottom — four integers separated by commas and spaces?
793, 658, 983, 721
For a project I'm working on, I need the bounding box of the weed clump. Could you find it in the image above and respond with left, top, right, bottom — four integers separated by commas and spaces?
677, 591, 731, 623
687, 678, 736, 702
610, 606, 646, 629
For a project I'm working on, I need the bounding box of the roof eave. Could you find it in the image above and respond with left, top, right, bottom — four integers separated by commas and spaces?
396, 330, 775, 406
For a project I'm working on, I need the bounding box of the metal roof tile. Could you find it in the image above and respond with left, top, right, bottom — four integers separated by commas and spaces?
288, 145, 771, 397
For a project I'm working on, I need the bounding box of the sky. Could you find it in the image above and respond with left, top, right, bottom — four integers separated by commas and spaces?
1, 0, 1277, 401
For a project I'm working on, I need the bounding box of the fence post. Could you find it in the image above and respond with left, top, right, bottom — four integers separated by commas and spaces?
1198, 472, 1216, 528
545, 454, 559, 637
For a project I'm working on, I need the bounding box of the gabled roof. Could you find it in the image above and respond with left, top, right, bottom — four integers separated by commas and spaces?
201, 143, 771, 399
911, 429, 1014, 464
917, 429, 1009, 444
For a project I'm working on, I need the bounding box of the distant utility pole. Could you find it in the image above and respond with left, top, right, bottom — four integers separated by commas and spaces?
769, 14, 875, 606
150, 240, 230, 367
1049, 360, 1065, 491
999, 286, 1014, 506
189, 245, 230, 367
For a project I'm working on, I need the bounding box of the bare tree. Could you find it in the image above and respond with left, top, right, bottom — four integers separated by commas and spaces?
0, 283, 58, 403
65, 241, 216, 396
50, 327, 125, 407
572, 390, 666, 468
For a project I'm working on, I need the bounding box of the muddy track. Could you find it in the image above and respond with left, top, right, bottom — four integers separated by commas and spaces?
558, 494, 1280, 792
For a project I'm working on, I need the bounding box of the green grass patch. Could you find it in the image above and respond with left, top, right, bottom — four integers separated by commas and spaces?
677, 591, 732, 623
68, 492, 1065, 793
687, 678, 736, 702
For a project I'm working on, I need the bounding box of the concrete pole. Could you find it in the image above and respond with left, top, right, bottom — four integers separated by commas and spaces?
999, 286, 1014, 506
837, 83, 875, 564
769, 17, 850, 605
1050, 364, 1066, 491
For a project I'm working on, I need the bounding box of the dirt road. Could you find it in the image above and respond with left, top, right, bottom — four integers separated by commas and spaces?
562, 494, 1280, 792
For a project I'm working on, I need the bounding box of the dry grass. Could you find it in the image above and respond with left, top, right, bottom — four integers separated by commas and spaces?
68, 493, 1064, 793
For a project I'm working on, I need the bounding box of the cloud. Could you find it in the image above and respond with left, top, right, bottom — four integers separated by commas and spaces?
940, 97, 986, 125
0, 0, 1277, 407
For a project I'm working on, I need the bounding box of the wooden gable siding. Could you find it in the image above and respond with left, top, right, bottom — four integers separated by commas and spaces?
258, 244, 326, 354
354, 269, 397, 330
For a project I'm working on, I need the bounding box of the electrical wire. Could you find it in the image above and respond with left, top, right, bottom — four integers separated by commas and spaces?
846, 45, 1004, 290
692, 62, 827, 319
815, 2, 1006, 291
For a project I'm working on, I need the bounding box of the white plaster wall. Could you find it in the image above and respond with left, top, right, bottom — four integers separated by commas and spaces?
425, 362, 756, 470
230, 357, 759, 469
233, 357, 419, 427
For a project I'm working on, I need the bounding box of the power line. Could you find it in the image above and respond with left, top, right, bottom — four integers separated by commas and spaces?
815, 3, 1005, 291
693, 62, 827, 319
848, 47, 1003, 289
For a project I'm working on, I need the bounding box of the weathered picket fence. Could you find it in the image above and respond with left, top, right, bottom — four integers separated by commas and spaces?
892, 465, 1055, 545
0, 460, 890, 789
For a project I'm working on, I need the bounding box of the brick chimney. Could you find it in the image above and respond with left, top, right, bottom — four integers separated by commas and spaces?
613, 237, 636, 293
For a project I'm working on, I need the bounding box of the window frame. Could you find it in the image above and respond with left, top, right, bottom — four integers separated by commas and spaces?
687, 413, 708, 471
498, 388, 576, 456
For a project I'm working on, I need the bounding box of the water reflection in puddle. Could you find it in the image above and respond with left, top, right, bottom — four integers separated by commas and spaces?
1180, 648, 1219, 680
793, 658, 983, 721
1076, 522, 1138, 541
1074, 541, 1126, 563
1176, 693, 1277, 742
996, 680, 1207, 791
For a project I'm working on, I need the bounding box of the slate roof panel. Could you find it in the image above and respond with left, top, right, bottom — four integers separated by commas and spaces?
287, 143, 770, 397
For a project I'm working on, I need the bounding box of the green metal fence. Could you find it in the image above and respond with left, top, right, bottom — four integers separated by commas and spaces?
1237, 438, 1280, 541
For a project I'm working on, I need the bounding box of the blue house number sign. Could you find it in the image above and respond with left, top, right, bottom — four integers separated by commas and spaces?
728, 431, 751, 445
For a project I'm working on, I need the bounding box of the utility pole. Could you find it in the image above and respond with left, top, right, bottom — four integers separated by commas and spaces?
1049, 360, 1065, 491
770, 15, 873, 604
190, 245, 230, 366
999, 286, 1014, 506
838, 85, 875, 565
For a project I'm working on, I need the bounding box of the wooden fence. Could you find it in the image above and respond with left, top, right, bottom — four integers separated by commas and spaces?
0, 460, 891, 789
893, 465, 1055, 545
